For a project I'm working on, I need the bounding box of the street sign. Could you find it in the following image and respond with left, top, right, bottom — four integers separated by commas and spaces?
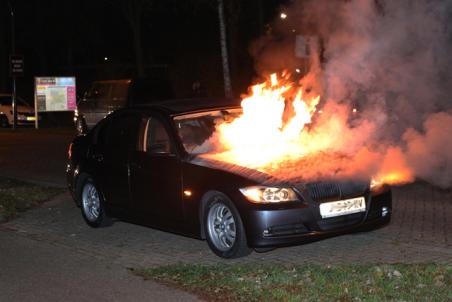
10, 55, 24, 76
295, 36, 318, 58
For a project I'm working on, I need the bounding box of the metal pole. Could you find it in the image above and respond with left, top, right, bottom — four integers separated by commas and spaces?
34, 78, 38, 129
8, 1, 17, 130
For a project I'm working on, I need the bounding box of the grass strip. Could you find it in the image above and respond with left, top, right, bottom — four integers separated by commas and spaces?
132, 263, 451, 302
0, 178, 64, 222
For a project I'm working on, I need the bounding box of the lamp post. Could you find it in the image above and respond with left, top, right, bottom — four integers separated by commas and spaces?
8, 0, 17, 130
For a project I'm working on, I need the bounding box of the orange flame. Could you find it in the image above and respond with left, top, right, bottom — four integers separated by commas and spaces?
203, 72, 414, 186
207, 73, 319, 169
371, 147, 415, 186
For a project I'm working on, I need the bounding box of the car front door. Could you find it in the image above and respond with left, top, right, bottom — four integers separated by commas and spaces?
97, 113, 141, 211
129, 116, 184, 226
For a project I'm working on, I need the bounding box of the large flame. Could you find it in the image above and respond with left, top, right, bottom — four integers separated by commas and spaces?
202, 73, 413, 186
208, 73, 319, 169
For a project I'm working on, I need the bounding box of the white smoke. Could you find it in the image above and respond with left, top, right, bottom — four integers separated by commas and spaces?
249, 0, 452, 188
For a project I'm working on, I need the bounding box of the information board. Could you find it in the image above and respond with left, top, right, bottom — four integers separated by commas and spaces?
35, 77, 76, 112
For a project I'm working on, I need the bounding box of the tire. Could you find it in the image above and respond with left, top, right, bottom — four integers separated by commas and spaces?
0, 115, 9, 128
78, 176, 111, 227
203, 193, 252, 258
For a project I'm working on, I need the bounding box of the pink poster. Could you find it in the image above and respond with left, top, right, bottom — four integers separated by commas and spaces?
67, 86, 76, 110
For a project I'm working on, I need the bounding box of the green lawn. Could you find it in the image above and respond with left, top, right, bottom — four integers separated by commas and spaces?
133, 263, 451, 302
0, 178, 64, 222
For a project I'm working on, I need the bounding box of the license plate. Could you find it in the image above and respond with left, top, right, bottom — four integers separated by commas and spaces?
319, 197, 366, 218
26, 117, 36, 121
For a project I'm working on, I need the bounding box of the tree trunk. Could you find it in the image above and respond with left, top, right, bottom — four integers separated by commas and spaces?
123, 1, 146, 78
132, 22, 145, 78
0, 15, 7, 91
217, 0, 233, 98
35, 2, 48, 75
256, 0, 265, 36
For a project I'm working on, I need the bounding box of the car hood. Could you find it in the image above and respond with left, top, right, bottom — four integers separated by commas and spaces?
189, 155, 370, 201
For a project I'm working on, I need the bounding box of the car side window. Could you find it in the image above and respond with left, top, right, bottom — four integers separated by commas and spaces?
108, 114, 141, 151
110, 83, 128, 105
86, 83, 111, 100
144, 118, 173, 155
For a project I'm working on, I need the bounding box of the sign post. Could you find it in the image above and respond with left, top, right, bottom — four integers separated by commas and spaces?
8, 1, 17, 130
10, 55, 24, 129
34, 77, 77, 129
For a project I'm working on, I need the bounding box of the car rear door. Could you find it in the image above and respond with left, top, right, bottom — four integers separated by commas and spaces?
129, 115, 184, 225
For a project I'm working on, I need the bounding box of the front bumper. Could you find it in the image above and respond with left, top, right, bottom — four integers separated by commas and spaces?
241, 188, 392, 248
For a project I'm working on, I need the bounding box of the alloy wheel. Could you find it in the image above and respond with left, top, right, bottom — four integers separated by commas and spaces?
207, 201, 236, 252
82, 182, 100, 222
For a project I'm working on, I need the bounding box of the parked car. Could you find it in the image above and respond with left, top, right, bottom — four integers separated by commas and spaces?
0, 94, 36, 127
74, 78, 173, 134
66, 98, 392, 258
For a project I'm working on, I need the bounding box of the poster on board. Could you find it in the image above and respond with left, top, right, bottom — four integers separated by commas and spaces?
35, 77, 76, 112
34, 77, 76, 128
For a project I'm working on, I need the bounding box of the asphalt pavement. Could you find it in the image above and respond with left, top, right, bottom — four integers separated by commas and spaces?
0, 128, 73, 187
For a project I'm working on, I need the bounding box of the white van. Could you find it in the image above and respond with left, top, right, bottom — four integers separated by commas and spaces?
0, 94, 36, 128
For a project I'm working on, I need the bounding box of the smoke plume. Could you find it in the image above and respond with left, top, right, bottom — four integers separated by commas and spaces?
249, 0, 452, 188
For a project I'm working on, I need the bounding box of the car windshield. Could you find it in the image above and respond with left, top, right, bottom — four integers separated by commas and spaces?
174, 108, 242, 155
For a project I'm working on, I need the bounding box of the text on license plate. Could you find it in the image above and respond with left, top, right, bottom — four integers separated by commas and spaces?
319, 197, 366, 218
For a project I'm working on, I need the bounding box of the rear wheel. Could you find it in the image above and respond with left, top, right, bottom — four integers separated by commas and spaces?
79, 177, 111, 227
204, 193, 251, 258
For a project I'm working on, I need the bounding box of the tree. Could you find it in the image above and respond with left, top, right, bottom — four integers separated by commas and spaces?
107, 0, 153, 77
0, 7, 7, 91
217, 0, 233, 98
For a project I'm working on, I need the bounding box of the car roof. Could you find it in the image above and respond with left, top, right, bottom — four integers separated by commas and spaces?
132, 98, 242, 116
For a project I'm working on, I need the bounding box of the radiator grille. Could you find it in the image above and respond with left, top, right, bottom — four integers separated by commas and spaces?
305, 182, 341, 201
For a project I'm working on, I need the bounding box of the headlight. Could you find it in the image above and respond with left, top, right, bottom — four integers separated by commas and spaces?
370, 179, 389, 195
239, 186, 299, 204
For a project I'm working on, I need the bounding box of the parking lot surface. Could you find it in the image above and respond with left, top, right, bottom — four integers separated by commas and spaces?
2, 182, 451, 267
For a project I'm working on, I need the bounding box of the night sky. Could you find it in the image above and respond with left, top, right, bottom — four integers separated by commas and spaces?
1, 0, 286, 102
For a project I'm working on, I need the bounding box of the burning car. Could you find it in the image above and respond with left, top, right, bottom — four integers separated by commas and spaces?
66, 95, 392, 258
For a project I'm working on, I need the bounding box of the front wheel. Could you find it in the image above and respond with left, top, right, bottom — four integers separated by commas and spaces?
79, 177, 111, 227
204, 193, 251, 258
